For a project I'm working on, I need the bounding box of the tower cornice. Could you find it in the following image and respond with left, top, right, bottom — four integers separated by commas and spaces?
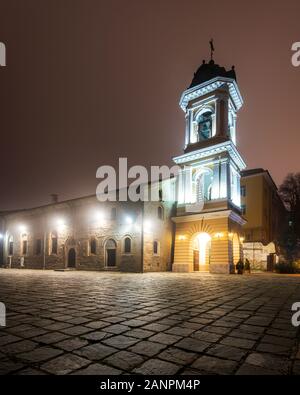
173, 140, 246, 171
179, 76, 243, 112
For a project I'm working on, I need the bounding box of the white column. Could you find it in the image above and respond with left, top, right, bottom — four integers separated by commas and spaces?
184, 112, 189, 147
215, 97, 222, 136
211, 161, 220, 199
220, 161, 227, 198
177, 168, 185, 204
184, 166, 192, 204
226, 161, 231, 201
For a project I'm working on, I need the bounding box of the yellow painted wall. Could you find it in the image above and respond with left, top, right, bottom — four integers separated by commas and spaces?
241, 172, 283, 245
241, 175, 263, 229
173, 216, 243, 273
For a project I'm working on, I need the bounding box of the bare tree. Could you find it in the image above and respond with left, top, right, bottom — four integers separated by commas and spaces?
278, 173, 300, 264
279, 173, 300, 238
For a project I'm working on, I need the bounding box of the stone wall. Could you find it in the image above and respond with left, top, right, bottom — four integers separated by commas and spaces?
1, 195, 174, 273
143, 201, 175, 272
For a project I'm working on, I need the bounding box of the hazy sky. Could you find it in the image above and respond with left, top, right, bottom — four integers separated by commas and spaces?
0, 0, 299, 210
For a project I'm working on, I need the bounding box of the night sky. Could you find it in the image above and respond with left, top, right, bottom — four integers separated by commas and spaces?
0, 0, 299, 210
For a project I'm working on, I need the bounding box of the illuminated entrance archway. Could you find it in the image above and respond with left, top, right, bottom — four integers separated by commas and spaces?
192, 232, 211, 272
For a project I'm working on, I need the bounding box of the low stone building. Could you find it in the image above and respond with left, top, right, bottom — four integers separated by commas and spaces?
0, 196, 175, 272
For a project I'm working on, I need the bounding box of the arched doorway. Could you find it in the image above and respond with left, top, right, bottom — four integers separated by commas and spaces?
105, 239, 117, 267
192, 232, 211, 272
68, 248, 76, 268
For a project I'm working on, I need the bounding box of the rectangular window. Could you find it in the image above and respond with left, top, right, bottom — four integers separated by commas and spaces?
9, 241, 13, 256
22, 240, 28, 255
35, 239, 42, 255
241, 185, 246, 197
51, 237, 58, 254
241, 204, 246, 215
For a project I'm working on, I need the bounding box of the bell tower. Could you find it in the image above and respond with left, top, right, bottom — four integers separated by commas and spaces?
172, 57, 247, 274
183, 60, 239, 150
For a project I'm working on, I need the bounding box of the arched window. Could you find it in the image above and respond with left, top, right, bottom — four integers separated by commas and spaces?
51, 231, 58, 254
90, 238, 97, 255
105, 238, 117, 267
198, 111, 212, 140
35, 239, 42, 255
124, 237, 131, 254
157, 206, 164, 220
193, 169, 213, 203
21, 233, 28, 256
8, 236, 13, 256
153, 240, 160, 255
203, 172, 213, 201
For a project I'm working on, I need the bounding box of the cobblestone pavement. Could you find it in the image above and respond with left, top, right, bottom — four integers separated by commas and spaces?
0, 269, 300, 375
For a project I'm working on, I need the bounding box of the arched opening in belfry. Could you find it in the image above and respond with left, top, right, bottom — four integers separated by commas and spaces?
197, 111, 212, 140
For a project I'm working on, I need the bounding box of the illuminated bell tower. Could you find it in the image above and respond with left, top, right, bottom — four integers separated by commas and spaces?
172, 58, 246, 274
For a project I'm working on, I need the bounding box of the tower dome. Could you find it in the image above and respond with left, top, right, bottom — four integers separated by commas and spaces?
189, 60, 236, 88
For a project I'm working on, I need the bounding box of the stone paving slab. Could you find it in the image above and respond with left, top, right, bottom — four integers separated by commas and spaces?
0, 269, 299, 375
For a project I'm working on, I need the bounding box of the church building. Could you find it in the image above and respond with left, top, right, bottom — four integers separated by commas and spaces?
0, 58, 248, 274
172, 59, 246, 273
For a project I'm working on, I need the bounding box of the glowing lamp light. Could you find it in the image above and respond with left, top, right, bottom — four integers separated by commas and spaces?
95, 211, 105, 222
56, 219, 66, 231
228, 232, 234, 238
19, 225, 27, 233
125, 216, 133, 225
178, 235, 186, 241
240, 237, 245, 243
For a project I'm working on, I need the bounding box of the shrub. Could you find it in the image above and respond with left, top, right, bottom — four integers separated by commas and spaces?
274, 262, 298, 274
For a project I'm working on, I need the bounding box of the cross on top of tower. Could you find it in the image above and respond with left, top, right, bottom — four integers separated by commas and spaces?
209, 39, 214, 61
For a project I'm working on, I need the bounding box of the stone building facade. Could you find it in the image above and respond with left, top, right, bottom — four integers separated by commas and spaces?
0, 196, 175, 272
0, 58, 268, 274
